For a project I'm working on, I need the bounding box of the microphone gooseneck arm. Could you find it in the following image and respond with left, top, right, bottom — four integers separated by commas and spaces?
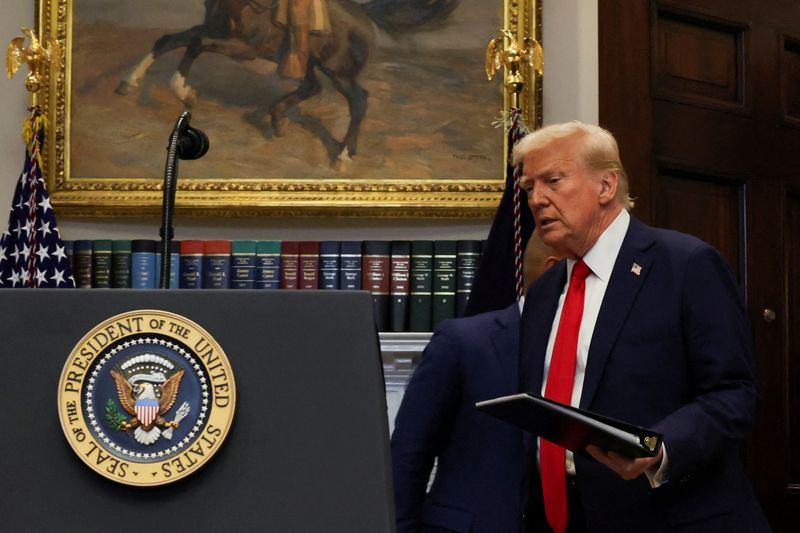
159, 111, 209, 289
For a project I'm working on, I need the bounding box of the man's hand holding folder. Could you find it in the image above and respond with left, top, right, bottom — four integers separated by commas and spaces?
475, 393, 664, 462
585, 443, 664, 480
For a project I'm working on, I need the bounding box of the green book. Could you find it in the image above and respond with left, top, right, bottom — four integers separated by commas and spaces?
73, 240, 93, 288
409, 240, 434, 332
91, 240, 113, 288
111, 240, 132, 288
431, 240, 457, 330
456, 240, 482, 317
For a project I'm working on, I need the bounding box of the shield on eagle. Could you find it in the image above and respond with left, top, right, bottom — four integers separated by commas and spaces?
135, 397, 160, 427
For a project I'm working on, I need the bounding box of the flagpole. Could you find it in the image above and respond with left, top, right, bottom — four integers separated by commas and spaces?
485, 29, 543, 298
2, 28, 74, 288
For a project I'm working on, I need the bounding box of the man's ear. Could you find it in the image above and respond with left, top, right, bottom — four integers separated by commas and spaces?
543, 256, 559, 272
598, 171, 618, 206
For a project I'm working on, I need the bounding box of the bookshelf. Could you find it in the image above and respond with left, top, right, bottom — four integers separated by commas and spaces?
380, 331, 438, 487
60, 238, 484, 333
380, 332, 431, 435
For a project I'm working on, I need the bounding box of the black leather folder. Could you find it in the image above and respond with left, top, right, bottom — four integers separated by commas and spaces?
476, 393, 663, 458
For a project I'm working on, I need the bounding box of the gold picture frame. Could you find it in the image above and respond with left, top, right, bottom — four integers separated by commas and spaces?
36, 0, 541, 218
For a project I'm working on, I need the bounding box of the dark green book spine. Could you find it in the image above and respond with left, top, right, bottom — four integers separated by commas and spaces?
91, 240, 112, 288
390, 241, 411, 332
432, 240, 457, 330
456, 240, 482, 317
409, 240, 434, 332
111, 240, 131, 288
73, 240, 93, 288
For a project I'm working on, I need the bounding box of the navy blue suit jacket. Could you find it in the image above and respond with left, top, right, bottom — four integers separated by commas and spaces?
391, 304, 524, 533
520, 217, 770, 532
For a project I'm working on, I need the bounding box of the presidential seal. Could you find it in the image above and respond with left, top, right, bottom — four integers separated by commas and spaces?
57, 310, 236, 486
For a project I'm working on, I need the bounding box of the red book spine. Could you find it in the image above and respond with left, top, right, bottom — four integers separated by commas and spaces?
362, 253, 391, 295
298, 241, 320, 289
362, 241, 391, 331
280, 241, 300, 289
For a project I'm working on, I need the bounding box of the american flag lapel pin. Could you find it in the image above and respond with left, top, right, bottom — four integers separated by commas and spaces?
631, 263, 642, 276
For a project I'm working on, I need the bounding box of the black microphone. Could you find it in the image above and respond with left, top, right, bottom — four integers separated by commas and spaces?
177, 124, 210, 160
159, 111, 209, 288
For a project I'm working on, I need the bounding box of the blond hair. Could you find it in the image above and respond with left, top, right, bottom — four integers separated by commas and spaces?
512, 121, 635, 210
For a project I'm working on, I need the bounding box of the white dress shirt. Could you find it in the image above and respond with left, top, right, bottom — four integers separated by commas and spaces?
536, 210, 667, 486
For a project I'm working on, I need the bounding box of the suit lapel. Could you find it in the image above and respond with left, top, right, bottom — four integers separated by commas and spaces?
490, 304, 522, 391
520, 261, 567, 394
579, 218, 655, 409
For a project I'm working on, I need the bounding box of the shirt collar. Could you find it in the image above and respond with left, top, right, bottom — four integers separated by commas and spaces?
566, 209, 630, 283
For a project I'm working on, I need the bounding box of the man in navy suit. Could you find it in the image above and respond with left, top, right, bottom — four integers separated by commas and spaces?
391, 232, 560, 533
515, 121, 770, 532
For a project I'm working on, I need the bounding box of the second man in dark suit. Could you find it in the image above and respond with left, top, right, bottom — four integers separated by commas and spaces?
391, 231, 560, 533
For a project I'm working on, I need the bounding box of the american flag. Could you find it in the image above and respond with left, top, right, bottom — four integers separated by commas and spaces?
0, 107, 74, 288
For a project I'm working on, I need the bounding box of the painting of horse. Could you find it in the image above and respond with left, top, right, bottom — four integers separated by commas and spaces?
68, 0, 504, 182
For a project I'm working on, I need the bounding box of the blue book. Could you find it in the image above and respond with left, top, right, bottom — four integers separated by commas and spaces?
155, 240, 181, 289
179, 240, 204, 289
319, 241, 341, 290
231, 240, 257, 289
256, 240, 281, 289
62, 240, 74, 279
131, 239, 157, 289
203, 240, 231, 289
340, 241, 362, 290
170, 241, 180, 289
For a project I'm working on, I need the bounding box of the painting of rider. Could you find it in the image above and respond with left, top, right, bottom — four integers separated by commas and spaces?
49, 0, 540, 215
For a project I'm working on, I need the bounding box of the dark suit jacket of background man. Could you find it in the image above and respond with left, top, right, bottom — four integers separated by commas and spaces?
520, 216, 770, 532
392, 303, 524, 533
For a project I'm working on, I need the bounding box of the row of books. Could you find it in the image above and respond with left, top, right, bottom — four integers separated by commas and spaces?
63, 239, 486, 332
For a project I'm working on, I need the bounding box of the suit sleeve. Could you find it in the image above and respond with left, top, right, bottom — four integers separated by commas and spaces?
390, 322, 463, 532
652, 243, 760, 482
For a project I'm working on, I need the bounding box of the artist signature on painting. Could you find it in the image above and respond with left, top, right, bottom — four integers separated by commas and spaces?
452, 153, 490, 161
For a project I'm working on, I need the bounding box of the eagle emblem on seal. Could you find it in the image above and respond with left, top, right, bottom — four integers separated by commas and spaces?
107, 353, 190, 445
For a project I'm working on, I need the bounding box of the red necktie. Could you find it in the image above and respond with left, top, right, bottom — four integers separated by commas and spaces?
540, 259, 591, 533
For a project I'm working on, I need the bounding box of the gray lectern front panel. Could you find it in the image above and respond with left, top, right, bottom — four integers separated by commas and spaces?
0, 289, 395, 532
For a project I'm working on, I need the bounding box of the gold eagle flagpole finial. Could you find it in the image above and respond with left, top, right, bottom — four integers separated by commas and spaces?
485, 28, 543, 109
6, 27, 61, 93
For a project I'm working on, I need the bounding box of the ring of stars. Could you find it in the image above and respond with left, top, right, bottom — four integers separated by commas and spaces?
83, 336, 210, 462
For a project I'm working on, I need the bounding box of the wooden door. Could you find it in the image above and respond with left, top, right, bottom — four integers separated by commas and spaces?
599, 0, 800, 529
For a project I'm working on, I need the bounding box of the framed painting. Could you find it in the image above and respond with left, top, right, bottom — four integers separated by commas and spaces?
36, 0, 542, 217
